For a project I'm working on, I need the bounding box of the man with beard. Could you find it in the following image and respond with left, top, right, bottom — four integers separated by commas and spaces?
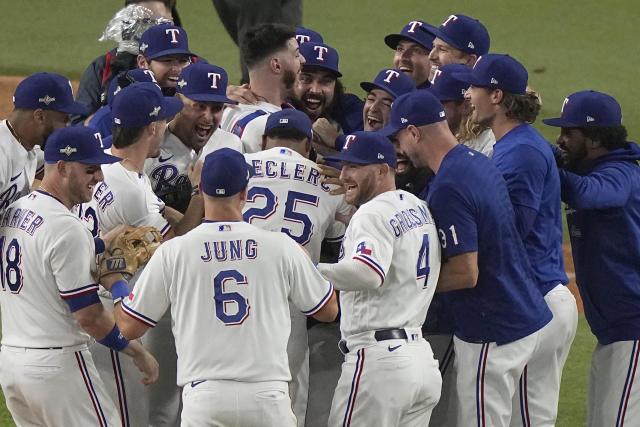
144, 63, 241, 213
384, 20, 438, 89
386, 90, 553, 427
319, 131, 442, 426
219, 23, 305, 153
1, 72, 88, 214
454, 55, 577, 426
543, 91, 640, 427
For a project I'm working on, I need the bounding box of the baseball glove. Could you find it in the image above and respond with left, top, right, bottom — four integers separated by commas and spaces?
99, 226, 162, 278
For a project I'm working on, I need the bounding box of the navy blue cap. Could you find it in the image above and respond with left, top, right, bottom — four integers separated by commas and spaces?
427, 14, 490, 56
384, 20, 438, 51
107, 69, 157, 106
360, 69, 416, 99
295, 26, 324, 45
265, 109, 313, 138
201, 148, 255, 197
176, 63, 235, 104
379, 90, 446, 137
452, 54, 528, 95
13, 72, 88, 115
299, 42, 342, 77
44, 127, 121, 164
112, 82, 184, 128
139, 24, 193, 59
428, 63, 472, 101
325, 131, 397, 168
542, 90, 622, 128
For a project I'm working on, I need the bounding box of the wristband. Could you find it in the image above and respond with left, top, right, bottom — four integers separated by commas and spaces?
111, 280, 130, 304
191, 183, 200, 197
97, 324, 129, 352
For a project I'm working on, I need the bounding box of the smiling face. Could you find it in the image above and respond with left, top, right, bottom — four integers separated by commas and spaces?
464, 85, 496, 128
170, 95, 224, 152
393, 39, 431, 88
428, 37, 470, 81
339, 162, 382, 206
66, 162, 104, 205
143, 54, 191, 88
293, 66, 336, 120
556, 127, 588, 164
279, 38, 305, 90
363, 88, 394, 131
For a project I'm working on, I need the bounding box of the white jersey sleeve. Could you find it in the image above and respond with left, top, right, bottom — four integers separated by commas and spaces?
0, 121, 40, 214
198, 129, 243, 162
343, 210, 394, 284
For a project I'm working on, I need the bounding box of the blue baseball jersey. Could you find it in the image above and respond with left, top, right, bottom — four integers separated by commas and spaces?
427, 144, 552, 345
561, 142, 640, 344
492, 124, 568, 294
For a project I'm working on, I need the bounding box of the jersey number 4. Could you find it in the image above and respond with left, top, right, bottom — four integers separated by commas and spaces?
416, 233, 430, 289
0, 236, 23, 294
243, 187, 318, 245
214, 270, 250, 325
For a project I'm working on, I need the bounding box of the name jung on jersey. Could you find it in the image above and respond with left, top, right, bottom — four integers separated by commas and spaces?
200, 238, 258, 262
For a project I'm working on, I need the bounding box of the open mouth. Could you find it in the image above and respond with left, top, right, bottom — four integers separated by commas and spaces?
195, 124, 214, 140
303, 95, 324, 112
396, 158, 410, 174
366, 115, 382, 130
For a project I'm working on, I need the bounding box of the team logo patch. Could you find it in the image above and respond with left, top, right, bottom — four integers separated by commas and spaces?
38, 95, 56, 105
586, 115, 595, 122
400, 117, 408, 124
59, 145, 78, 156
356, 242, 372, 255
177, 79, 187, 88
377, 153, 384, 159
149, 106, 161, 116
219, 224, 231, 231
140, 42, 149, 52
279, 118, 289, 123
490, 77, 498, 84
468, 41, 475, 49
216, 188, 226, 195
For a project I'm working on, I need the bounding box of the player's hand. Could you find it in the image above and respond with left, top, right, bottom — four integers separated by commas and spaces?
226, 83, 259, 105
124, 341, 160, 385
312, 118, 341, 149
101, 224, 135, 248
318, 163, 346, 196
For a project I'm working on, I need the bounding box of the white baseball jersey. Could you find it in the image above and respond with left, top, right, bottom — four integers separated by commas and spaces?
0, 190, 96, 348
145, 128, 242, 195
338, 190, 441, 337
0, 120, 43, 214
121, 221, 334, 386
243, 147, 352, 263
219, 102, 281, 153
76, 161, 170, 239
462, 128, 496, 158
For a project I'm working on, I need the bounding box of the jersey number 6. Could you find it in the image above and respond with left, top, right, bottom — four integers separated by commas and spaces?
214, 269, 250, 325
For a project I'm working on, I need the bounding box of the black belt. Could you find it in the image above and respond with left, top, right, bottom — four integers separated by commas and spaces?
339, 329, 408, 354
25, 347, 63, 350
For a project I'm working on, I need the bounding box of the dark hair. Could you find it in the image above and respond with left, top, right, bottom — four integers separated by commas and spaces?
264, 127, 309, 142
111, 125, 146, 148
241, 23, 296, 70
580, 125, 628, 151
125, 0, 174, 8
501, 91, 541, 124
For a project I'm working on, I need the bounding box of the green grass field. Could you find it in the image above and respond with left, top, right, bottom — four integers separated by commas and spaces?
0, 0, 633, 425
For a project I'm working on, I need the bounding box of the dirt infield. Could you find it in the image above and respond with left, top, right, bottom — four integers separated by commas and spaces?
0, 75, 584, 313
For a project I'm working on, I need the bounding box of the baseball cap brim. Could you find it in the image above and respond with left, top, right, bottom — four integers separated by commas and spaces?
157, 97, 185, 120
450, 70, 485, 87
184, 93, 237, 104
378, 122, 405, 137
145, 48, 194, 60
360, 81, 394, 97
384, 23, 438, 50
541, 117, 575, 127
46, 151, 121, 165
56, 101, 90, 116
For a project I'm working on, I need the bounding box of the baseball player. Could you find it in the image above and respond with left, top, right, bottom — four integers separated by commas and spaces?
1, 72, 87, 214
86, 68, 158, 138
0, 126, 158, 426
219, 23, 305, 153
242, 109, 353, 426
77, 81, 203, 427
456, 55, 578, 426
144, 62, 242, 213
116, 148, 339, 427
543, 90, 640, 427
316, 131, 442, 426
384, 20, 438, 89
423, 14, 495, 156
384, 90, 553, 427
